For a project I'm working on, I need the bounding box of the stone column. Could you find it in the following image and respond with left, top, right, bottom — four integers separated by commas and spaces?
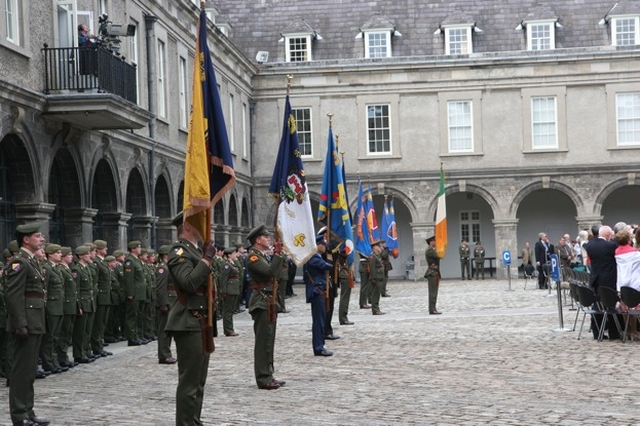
131, 215, 153, 248
62, 207, 98, 248
14, 202, 55, 238
492, 219, 519, 279
214, 225, 231, 248
410, 222, 434, 279
101, 212, 132, 252
576, 216, 602, 233
155, 217, 174, 248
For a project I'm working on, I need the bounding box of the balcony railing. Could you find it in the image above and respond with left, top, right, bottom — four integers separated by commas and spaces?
42, 44, 137, 104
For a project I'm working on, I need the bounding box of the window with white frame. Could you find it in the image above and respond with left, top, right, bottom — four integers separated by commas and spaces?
460, 211, 481, 243
157, 40, 166, 118
447, 100, 473, 152
616, 93, 640, 146
367, 104, 391, 154
129, 20, 139, 104
285, 35, 311, 62
531, 97, 558, 149
365, 31, 391, 58
527, 22, 554, 50
242, 102, 248, 158
179, 56, 188, 129
612, 16, 639, 46
5, 0, 21, 45
98, 0, 107, 15
445, 26, 472, 55
228, 93, 235, 151
292, 108, 312, 157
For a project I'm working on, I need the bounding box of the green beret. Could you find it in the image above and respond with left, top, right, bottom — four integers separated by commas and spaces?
146, 249, 156, 256
158, 245, 171, 255
140, 248, 148, 255
83, 242, 96, 250
93, 239, 108, 249
15, 221, 42, 235
2, 248, 12, 259
45, 243, 62, 255
172, 211, 184, 227
246, 224, 270, 243
112, 249, 124, 257
223, 247, 236, 255
8, 240, 19, 254
235, 242, 244, 250
105, 255, 116, 262
76, 245, 90, 256
128, 240, 141, 250
61, 246, 72, 256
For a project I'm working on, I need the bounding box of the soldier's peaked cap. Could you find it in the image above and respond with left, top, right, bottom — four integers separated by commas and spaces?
93, 239, 108, 249
158, 245, 171, 255
75, 245, 90, 256
172, 211, 184, 227
128, 240, 142, 250
246, 224, 270, 242
15, 222, 42, 236
223, 247, 236, 255
426, 236, 436, 244
370, 239, 383, 247
45, 244, 62, 254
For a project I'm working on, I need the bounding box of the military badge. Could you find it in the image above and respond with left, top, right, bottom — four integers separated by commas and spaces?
175, 248, 184, 255
249, 255, 258, 262
11, 262, 20, 271
158, 268, 164, 274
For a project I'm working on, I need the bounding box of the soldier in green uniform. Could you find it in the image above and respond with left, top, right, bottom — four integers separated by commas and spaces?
368, 240, 386, 315
459, 239, 471, 280
39, 244, 66, 374
424, 236, 442, 315
104, 251, 122, 343
246, 224, 286, 390
155, 245, 176, 364
57, 247, 77, 369
82, 243, 98, 360
337, 248, 354, 325
5, 222, 50, 426
164, 212, 216, 426
358, 255, 371, 309
112, 249, 127, 341
219, 247, 241, 336
474, 241, 486, 280
72, 245, 95, 363
91, 240, 112, 357
0, 258, 6, 379
380, 241, 392, 297
277, 253, 290, 314
123, 241, 145, 346
144, 249, 157, 341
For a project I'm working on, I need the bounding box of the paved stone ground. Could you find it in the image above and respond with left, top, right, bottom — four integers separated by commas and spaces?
2, 277, 639, 425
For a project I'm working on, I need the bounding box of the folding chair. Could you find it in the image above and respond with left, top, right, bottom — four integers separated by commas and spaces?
619, 286, 640, 342
575, 285, 601, 340
596, 286, 624, 342
523, 264, 536, 290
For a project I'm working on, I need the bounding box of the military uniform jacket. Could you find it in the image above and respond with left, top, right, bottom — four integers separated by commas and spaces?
155, 261, 175, 309
115, 262, 125, 302
368, 253, 385, 284
60, 264, 78, 315
234, 258, 245, 290
5, 249, 47, 333
72, 262, 95, 313
0, 266, 6, 330
219, 259, 241, 296
88, 261, 99, 300
144, 263, 155, 302
94, 256, 112, 306
381, 248, 393, 275
425, 246, 441, 277
43, 261, 64, 316
165, 238, 213, 332
123, 254, 146, 300
474, 246, 485, 262
459, 244, 470, 260
108, 268, 119, 305
247, 247, 284, 313
303, 253, 333, 302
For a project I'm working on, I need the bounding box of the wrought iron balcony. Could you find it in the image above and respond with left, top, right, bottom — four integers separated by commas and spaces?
41, 44, 152, 130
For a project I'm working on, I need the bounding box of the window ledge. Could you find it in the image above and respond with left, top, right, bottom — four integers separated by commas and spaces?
357, 154, 401, 160
0, 41, 31, 59
441, 151, 484, 157
609, 145, 640, 151
522, 148, 568, 154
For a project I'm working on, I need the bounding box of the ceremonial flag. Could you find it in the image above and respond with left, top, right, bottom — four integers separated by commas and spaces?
382, 198, 399, 258
341, 158, 353, 224
354, 179, 372, 257
183, 8, 235, 238
268, 96, 316, 266
318, 126, 355, 265
435, 165, 448, 258
365, 185, 381, 243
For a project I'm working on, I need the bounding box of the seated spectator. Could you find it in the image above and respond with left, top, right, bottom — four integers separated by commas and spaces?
615, 229, 640, 339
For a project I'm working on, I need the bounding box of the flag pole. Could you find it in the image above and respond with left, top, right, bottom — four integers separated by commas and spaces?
325, 112, 334, 312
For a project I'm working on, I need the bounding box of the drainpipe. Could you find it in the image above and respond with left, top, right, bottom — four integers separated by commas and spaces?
249, 98, 256, 229
145, 14, 158, 247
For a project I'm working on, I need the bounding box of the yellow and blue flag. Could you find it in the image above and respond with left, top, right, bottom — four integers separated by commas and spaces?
268, 96, 316, 266
183, 9, 235, 238
318, 126, 354, 265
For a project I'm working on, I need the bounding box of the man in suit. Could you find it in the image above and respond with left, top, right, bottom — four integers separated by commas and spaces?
584, 225, 620, 339
165, 212, 216, 425
534, 233, 553, 289
5, 222, 50, 426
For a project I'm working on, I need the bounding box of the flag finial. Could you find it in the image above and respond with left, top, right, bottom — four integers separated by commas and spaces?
286, 74, 293, 94
326, 112, 334, 126
200, 0, 206, 11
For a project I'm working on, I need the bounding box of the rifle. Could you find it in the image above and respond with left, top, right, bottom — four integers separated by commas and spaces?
204, 272, 216, 354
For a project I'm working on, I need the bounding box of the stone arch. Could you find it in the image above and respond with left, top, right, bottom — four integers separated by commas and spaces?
228, 192, 238, 226
427, 183, 500, 222
154, 174, 172, 219
509, 180, 584, 218
241, 196, 250, 227
48, 147, 82, 245
126, 167, 150, 244
593, 177, 636, 216
177, 180, 184, 213
0, 132, 39, 204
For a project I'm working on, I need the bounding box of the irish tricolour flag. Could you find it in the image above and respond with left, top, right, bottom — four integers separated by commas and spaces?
435, 165, 447, 258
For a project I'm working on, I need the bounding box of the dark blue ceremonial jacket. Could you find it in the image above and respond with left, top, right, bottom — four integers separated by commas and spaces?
303, 253, 333, 303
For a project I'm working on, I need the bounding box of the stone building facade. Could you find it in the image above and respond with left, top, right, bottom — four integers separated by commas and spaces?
2, 0, 640, 279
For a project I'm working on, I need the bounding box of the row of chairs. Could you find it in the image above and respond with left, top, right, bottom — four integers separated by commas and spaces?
571, 278, 640, 342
